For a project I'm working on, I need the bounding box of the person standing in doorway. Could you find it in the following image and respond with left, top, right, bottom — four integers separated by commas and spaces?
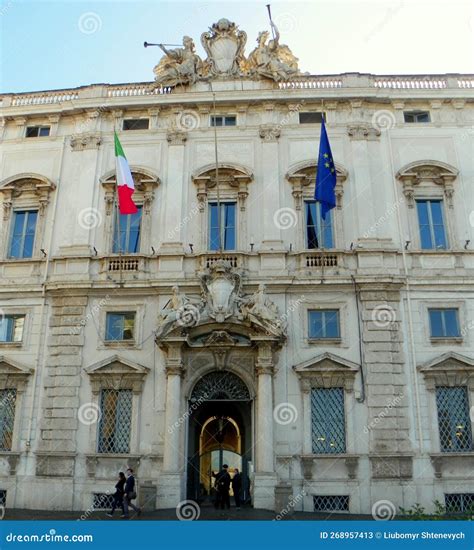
106, 471, 126, 517
215, 464, 231, 510
122, 468, 141, 519
231, 468, 242, 509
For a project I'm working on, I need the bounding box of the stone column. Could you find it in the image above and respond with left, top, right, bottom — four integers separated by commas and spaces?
157, 342, 185, 508
253, 342, 277, 510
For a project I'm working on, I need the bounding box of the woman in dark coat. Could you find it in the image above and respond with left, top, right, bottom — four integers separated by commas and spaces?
106, 472, 126, 517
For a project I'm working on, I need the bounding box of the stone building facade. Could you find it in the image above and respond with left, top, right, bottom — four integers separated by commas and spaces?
0, 20, 473, 515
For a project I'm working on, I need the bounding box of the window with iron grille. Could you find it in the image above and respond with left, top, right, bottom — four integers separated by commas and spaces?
0, 490, 6, 506
311, 387, 346, 453
97, 389, 132, 453
93, 493, 115, 509
0, 315, 25, 343
105, 312, 136, 341
436, 386, 473, 453
445, 493, 474, 513
429, 308, 460, 338
0, 389, 16, 451
313, 495, 349, 512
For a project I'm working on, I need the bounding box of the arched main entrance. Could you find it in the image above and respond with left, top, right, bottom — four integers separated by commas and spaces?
186, 371, 252, 505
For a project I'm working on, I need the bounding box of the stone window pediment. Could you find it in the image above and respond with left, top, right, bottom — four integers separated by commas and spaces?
286, 161, 348, 210
0, 173, 56, 219
192, 163, 253, 211
85, 355, 149, 394
396, 160, 458, 207
418, 352, 474, 391
293, 352, 359, 392
100, 167, 160, 215
0, 356, 33, 392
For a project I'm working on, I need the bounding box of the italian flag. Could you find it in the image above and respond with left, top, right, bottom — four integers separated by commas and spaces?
114, 132, 138, 215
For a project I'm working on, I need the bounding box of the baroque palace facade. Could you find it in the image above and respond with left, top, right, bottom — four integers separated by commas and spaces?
0, 18, 473, 516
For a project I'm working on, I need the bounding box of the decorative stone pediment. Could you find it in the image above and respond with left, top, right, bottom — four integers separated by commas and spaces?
396, 160, 458, 207
0, 173, 56, 219
418, 352, 474, 391
0, 356, 33, 392
100, 167, 160, 214
286, 160, 348, 210
85, 355, 149, 394
192, 163, 253, 211
293, 352, 359, 392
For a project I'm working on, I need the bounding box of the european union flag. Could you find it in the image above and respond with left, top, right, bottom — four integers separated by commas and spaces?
315, 118, 337, 220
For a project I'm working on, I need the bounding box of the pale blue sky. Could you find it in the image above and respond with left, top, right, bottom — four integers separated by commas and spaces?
1, 0, 473, 93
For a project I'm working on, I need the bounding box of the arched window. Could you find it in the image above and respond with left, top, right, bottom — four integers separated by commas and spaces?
190, 371, 251, 402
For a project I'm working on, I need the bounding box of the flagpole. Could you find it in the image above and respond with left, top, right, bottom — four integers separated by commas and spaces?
113, 130, 123, 286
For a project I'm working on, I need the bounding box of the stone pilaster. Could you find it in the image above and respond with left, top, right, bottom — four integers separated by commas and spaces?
359, 285, 413, 478
36, 295, 88, 477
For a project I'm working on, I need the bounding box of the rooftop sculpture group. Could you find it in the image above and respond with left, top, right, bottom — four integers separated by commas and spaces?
153, 18, 301, 86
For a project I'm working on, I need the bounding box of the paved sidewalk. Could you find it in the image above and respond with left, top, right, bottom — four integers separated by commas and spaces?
3, 507, 373, 521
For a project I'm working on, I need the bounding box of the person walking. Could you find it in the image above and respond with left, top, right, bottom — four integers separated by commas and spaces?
122, 468, 141, 519
106, 471, 126, 517
231, 468, 242, 509
214, 464, 231, 510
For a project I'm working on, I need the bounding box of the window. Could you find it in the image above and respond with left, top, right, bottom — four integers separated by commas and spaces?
0, 389, 17, 451
210, 115, 236, 127
105, 312, 135, 341
122, 119, 149, 131
305, 201, 333, 249
436, 386, 473, 453
0, 315, 25, 343
308, 310, 340, 339
25, 126, 50, 137
404, 110, 431, 123
311, 387, 346, 453
9, 210, 38, 259
0, 490, 5, 506
208, 202, 236, 251
429, 308, 460, 338
445, 494, 474, 514
93, 493, 116, 510
299, 112, 325, 124
97, 389, 132, 453
113, 207, 142, 253
416, 199, 447, 250
313, 495, 349, 512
